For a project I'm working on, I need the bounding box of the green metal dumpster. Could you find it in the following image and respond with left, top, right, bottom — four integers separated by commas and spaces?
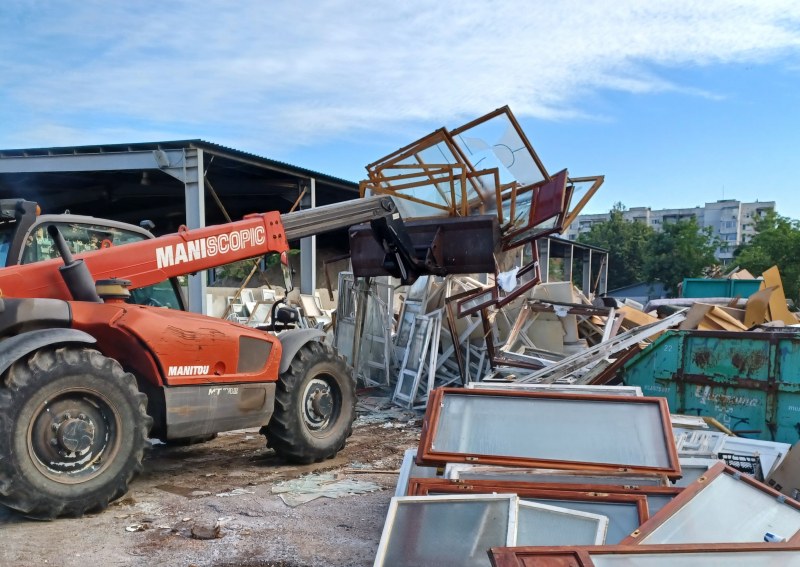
681, 278, 762, 299
620, 330, 800, 443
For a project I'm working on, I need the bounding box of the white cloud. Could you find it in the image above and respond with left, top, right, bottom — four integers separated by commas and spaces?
1, 0, 799, 151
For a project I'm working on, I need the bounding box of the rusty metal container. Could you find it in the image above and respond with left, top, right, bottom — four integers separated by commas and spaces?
620, 330, 800, 443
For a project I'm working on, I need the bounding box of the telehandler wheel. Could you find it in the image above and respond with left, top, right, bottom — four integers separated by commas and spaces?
0, 346, 152, 520
264, 341, 355, 464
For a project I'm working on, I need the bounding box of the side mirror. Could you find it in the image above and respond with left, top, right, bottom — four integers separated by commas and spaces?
280, 251, 293, 293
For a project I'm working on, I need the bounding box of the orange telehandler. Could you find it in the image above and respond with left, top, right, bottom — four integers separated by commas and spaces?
0, 195, 497, 519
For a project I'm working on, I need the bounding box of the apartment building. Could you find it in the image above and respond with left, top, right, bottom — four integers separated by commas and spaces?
563, 200, 775, 263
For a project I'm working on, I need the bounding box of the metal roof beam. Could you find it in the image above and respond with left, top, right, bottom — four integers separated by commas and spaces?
0, 149, 188, 182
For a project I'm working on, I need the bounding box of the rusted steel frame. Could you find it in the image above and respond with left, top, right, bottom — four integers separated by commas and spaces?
562, 175, 605, 230
679, 372, 776, 393
417, 387, 681, 478
450, 105, 551, 183
406, 477, 650, 524
489, 543, 800, 567
622, 462, 800, 544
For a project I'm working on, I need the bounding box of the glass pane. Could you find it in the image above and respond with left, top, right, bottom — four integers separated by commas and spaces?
431, 393, 672, 469
522, 498, 639, 545
591, 550, 800, 567
517, 501, 606, 545
643, 472, 800, 544
672, 464, 713, 488
127, 280, 182, 309
646, 494, 677, 517
379, 497, 513, 567
404, 318, 430, 374
452, 113, 546, 187
22, 221, 146, 263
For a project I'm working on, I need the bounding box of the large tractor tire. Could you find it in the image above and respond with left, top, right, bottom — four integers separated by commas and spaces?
263, 341, 356, 464
0, 346, 152, 519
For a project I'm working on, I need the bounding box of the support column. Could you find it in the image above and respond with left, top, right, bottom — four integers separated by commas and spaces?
582, 249, 592, 295
184, 148, 207, 313
300, 178, 317, 295
564, 244, 574, 285
599, 252, 609, 295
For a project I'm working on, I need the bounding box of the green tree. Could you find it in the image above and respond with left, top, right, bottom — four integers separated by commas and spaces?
578, 203, 654, 290
734, 211, 800, 303
644, 218, 720, 296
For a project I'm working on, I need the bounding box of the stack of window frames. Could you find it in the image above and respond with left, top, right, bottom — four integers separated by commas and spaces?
374, 494, 611, 567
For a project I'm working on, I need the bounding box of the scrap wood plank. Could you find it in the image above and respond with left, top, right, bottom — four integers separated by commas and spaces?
744, 286, 775, 327
762, 266, 799, 324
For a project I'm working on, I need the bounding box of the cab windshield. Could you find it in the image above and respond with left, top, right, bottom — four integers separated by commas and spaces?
20, 220, 183, 309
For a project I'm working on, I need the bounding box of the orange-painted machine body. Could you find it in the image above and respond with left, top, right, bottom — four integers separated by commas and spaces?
69, 301, 283, 389
0, 210, 288, 300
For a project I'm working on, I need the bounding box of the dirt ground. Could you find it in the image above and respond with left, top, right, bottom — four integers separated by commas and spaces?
0, 399, 421, 567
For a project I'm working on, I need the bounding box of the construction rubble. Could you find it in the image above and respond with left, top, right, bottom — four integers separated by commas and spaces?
206, 106, 800, 564
331, 107, 800, 565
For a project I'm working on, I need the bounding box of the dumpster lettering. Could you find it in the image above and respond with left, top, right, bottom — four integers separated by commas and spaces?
695, 385, 760, 408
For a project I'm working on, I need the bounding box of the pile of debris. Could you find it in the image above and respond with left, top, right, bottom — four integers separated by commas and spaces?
670, 266, 798, 331
373, 383, 800, 566
326, 106, 800, 563
332, 272, 686, 408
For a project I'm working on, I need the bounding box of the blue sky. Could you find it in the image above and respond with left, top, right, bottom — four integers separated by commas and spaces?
1, 1, 799, 217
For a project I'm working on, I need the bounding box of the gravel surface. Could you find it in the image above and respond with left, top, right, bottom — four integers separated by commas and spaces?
0, 415, 421, 567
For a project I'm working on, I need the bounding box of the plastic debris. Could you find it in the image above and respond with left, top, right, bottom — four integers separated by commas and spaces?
271, 473, 381, 507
